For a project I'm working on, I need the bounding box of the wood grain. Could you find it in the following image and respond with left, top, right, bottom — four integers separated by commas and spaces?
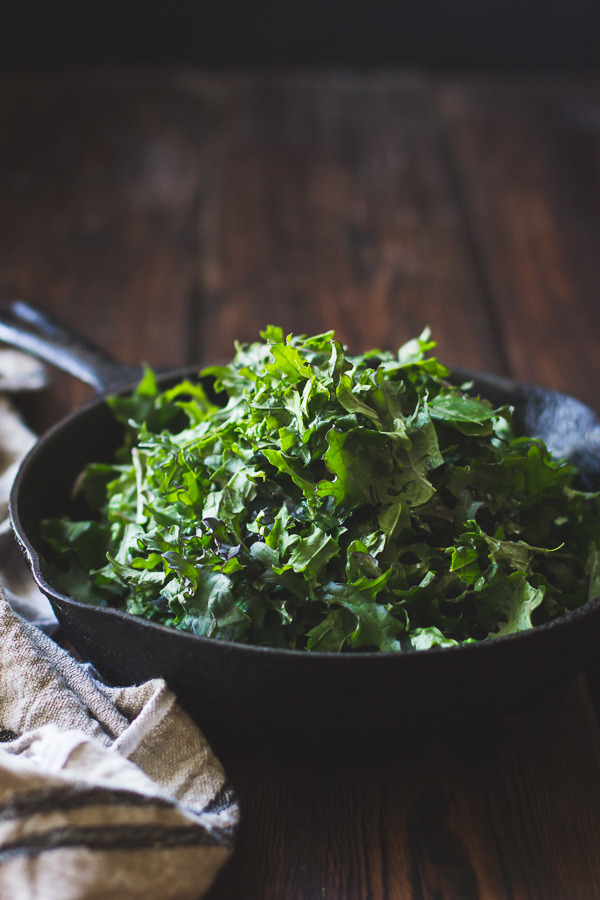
196, 73, 505, 373
0, 69, 212, 429
438, 77, 600, 410
210, 678, 600, 900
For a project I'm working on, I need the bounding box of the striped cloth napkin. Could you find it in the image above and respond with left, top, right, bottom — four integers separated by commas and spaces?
0, 356, 239, 898
0, 597, 238, 899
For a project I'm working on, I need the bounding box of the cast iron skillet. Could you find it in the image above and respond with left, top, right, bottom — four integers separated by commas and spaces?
3, 299, 600, 762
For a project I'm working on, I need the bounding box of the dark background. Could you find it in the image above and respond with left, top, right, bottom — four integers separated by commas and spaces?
2, 0, 599, 70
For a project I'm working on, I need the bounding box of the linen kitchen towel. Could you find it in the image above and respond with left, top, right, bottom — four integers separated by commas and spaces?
0, 597, 238, 900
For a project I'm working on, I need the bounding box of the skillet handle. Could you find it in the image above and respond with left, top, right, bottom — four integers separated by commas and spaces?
0, 300, 142, 393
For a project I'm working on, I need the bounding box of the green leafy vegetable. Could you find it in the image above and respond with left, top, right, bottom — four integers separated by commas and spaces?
42, 327, 600, 652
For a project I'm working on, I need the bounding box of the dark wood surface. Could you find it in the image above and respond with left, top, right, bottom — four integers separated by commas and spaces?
2, 69, 600, 899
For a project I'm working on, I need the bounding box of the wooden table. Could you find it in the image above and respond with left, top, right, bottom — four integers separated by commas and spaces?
2, 69, 600, 899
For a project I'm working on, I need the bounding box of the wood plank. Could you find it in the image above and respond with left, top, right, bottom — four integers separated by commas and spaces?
0, 69, 212, 430
439, 67, 600, 782
477, 679, 600, 900
438, 76, 600, 410
210, 679, 600, 899
196, 72, 505, 373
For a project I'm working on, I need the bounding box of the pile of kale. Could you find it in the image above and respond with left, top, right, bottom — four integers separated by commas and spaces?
43, 327, 600, 652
